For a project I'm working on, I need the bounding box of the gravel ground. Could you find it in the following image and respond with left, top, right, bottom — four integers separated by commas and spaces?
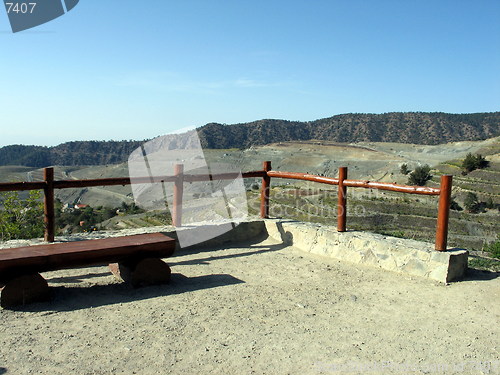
0, 232, 499, 375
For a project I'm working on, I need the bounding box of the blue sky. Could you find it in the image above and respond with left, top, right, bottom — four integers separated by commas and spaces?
0, 0, 499, 147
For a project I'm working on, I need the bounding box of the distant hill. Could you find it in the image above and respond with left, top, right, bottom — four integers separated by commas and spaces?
198, 112, 500, 149
0, 141, 143, 168
0, 112, 498, 167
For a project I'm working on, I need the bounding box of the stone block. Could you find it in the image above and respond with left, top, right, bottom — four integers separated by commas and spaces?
0, 273, 50, 308
263, 219, 469, 283
109, 258, 171, 288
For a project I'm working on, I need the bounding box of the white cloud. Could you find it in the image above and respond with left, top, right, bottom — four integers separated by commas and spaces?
113, 71, 285, 94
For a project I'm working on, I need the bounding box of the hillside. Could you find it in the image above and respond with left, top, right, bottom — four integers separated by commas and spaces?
0, 140, 143, 168
0, 112, 499, 167
198, 112, 500, 149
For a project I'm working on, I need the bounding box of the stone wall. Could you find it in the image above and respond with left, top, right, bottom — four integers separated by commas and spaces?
263, 219, 468, 283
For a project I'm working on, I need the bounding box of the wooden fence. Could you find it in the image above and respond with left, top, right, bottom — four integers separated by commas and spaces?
0, 161, 452, 251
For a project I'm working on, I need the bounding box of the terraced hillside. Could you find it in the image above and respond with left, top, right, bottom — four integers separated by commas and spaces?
1, 138, 498, 268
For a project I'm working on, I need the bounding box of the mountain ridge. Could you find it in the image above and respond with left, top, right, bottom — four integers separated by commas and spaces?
1, 112, 498, 168
198, 112, 500, 148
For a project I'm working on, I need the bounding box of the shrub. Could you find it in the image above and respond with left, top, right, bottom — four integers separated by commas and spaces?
450, 197, 462, 211
400, 164, 410, 175
483, 236, 500, 259
0, 190, 44, 241
407, 165, 432, 186
464, 192, 481, 213
462, 153, 489, 173
485, 197, 495, 209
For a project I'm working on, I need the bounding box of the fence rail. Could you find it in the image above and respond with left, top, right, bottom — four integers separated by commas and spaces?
0, 161, 452, 251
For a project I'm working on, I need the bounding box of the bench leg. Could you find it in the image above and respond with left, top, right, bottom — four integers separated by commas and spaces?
109, 258, 171, 288
0, 273, 50, 308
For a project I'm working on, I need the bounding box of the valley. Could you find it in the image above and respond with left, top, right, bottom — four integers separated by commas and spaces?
0, 137, 498, 269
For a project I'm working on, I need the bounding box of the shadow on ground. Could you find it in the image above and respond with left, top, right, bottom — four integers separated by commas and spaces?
47, 271, 112, 284
170, 241, 290, 266
463, 268, 499, 281
11, 241, 290, 313
12, 272, 243, 313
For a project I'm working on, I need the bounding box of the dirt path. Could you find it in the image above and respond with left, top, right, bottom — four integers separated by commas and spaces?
0, 236, 499, 374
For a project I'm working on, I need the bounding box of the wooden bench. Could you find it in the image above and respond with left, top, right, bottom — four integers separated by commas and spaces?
0, 233, 176, 308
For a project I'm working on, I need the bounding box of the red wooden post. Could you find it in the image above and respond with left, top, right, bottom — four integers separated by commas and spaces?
260, 161, 272, 218
172, 164, 184, 227
435, 175, 452, 251
43, 167, 55, 242
337, 166, 347, 232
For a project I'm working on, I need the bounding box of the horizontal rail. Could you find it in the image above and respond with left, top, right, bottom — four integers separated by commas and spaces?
0, 182, 46, 192
0, 171, 266, 191
54, 178, 133, 189
343, 179, 440, 195
267, 171, 440, 195
184, 171, 266, 183
267, 171, 340, 185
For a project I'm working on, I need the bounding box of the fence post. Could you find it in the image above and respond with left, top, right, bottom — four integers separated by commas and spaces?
435, 175, 452, 251
43, 167, 55, 242
260, 161, 271, 218
172, 164, 184, 227
337, 166, 347, 232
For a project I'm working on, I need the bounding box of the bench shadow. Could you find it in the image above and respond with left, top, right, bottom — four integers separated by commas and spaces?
46, 271, 112, 284
14, 273, 244, 313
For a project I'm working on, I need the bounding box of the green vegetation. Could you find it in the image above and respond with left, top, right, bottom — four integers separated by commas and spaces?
198, 112, 500, 149
374, 229, 407, 239
118, 201, 144, 215
0, 191, 44, 241
450, 197, 462, 211
462, 192, 497, 214
0, 191, 168, 239
0, 140, 143, 168
400, 163, 410, 175
462, 153, 489, 173
464, 192, 481, 213
407, 165, 432, 186
56, 201, 145, 234
468, 257, 500, 272
485, 197, 495, 209
483, 236, 500, 259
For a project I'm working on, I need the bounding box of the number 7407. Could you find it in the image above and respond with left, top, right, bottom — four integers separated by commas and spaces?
5, 2, 37, 14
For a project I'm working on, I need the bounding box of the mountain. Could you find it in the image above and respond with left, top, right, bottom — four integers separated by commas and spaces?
0, 141, 143, 168
0, 112, 498, 168
197, 112, 500, 149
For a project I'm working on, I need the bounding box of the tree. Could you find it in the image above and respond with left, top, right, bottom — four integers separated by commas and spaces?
0, 191, 44, 241
407, 165, 432, 186
485, 197, 495, 209
462, 153, 489, 173
450, 197, 462, 211
464, 192, 481, 213
400, 164, 410, 175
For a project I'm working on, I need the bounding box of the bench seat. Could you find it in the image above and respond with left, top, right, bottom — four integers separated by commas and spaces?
0, 233, 176, 308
